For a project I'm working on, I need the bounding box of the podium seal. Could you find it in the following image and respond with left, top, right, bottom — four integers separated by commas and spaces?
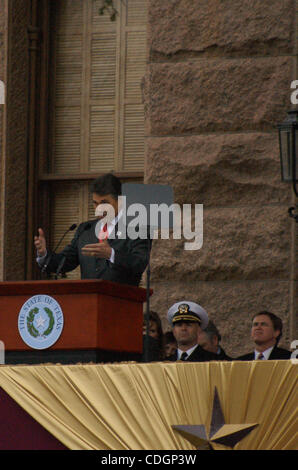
18, 295, 64, 350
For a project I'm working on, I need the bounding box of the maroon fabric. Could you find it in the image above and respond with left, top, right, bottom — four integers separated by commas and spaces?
0, 387, 67, 450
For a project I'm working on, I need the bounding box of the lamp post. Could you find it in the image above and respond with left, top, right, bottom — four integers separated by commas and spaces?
277, 109, 298, 221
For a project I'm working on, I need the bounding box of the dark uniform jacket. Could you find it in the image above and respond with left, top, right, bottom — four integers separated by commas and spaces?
45, 219, 151, 286
237, 345, 291, 361
167, 344, 219, 362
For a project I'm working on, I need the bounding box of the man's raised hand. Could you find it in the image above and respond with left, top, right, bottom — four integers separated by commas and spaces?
81, 239, 112, 260
34, 228, 47, 257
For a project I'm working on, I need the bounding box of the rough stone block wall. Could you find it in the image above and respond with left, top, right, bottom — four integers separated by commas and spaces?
144, 0, 297, 357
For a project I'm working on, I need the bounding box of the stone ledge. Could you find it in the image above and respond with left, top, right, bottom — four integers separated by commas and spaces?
144, 57, 292, 135
148, 0, 295, 59
149, 205, 291, 282
145, 133, 291, 207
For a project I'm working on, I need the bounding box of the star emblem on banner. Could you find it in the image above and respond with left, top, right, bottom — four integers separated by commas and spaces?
172, 387, 258, 450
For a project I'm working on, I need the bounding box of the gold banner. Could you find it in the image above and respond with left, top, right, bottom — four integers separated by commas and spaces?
0, 361, 297, 450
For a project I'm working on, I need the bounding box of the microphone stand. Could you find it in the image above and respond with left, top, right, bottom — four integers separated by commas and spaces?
41, 224, 77, 274
144, 235, 151, 362
55, 255, 66, 280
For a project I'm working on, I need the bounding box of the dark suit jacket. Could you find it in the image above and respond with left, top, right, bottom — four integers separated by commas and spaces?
217, 347, 233, 361
237, 345, 291, 361
45, 219, 151, 286
167, 344, 219, 362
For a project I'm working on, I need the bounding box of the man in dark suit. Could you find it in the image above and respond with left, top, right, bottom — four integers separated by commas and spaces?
165, 301, 218, 362
34, 173, 150, 286
237, 311, 291, 360
197, 320, 232, 361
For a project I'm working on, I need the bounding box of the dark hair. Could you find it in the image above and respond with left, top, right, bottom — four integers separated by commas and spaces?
90, 173, 122, 199
143, 310, 164, 360
163, 331, 177, 345
146, 310, 163, 337
203, 320, 221, 342
252, 311, 283, 344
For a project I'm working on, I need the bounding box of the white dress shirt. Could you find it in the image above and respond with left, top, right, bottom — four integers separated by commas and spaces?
254, 346, 274, 360
99, 209, 123, 263
177, 344, 198, 360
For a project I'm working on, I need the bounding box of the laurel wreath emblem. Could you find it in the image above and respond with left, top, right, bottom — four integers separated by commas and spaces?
27, 307, 55, 338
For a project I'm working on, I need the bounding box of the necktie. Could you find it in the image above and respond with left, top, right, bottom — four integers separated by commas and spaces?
180, 352, 188, 361
98, 223, 108, 243
256, 352, 264, 360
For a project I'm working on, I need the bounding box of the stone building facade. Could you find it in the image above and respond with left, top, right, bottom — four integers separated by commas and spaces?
0, 0, 297, 357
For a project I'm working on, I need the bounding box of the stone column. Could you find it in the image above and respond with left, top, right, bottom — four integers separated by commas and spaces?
144, 0, 297, 356
0, 0, 29, 281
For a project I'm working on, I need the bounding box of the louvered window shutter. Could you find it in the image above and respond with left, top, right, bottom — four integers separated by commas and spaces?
50, 182, 83, 279
50, 0, 83, 174
123, 1, 147, 171
50, 0, 147, 174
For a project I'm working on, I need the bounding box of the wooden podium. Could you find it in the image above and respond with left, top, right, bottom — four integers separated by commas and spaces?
0, 279, 148, 364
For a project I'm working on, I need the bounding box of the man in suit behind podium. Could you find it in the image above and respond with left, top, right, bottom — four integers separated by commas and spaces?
237, 311, 291, 360
34, 173, 150, 286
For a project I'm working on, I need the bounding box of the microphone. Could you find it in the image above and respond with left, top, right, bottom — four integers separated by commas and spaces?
41, 223, 77, 273
54, 222, 92, 278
